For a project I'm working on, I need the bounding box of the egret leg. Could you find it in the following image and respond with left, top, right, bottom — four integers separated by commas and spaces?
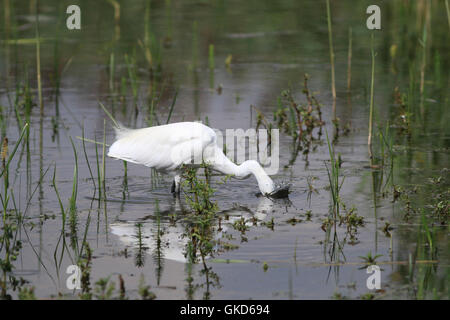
171, 175, 181, 196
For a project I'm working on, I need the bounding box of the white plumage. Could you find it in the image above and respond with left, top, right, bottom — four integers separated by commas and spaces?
108, 121, 278, 196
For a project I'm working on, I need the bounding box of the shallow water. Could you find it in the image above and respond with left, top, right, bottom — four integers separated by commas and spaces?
0, 0, 448, 299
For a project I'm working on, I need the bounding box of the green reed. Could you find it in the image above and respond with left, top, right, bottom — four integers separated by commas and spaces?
79, 242, 93, 299
419, 8, 429, 119
191, 21, 199, 70
181, 163, 222, 298
124, 53, 139, 112
35, 0, 43, 114
347, 27, 352, 93
325, 129, 343, 220
81, 125, 96, 193
378, 125, 395, 193
0, 123, 28, 298
52, 1, 68, 124
0, 124, 28, 182
166, 88, 178, 124
52, 164, 67, 271
165, 0, 173, 44
120, 76, 127, 112
209, 44, 215, 88
140, 0, 163, 73
138, 275, 156, 300
107, 0, 121, 41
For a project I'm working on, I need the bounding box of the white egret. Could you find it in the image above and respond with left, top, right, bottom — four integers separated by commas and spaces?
107, 122, 289, 197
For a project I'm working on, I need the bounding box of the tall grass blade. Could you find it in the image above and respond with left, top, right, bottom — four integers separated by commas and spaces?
166, 89, 178, 124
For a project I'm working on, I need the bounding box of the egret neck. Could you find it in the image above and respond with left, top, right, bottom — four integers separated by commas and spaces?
239, 160, 275, 195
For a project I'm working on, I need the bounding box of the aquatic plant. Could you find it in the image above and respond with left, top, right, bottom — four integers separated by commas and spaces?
209, 44, 215, 88
78, 242, 93, 300
68, 137, 79, 248
359, 251, 383, 267
181, 163, 221, 299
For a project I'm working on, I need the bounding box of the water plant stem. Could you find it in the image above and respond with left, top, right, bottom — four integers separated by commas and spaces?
368, 33, 375, 158
101, 120, 107, 201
